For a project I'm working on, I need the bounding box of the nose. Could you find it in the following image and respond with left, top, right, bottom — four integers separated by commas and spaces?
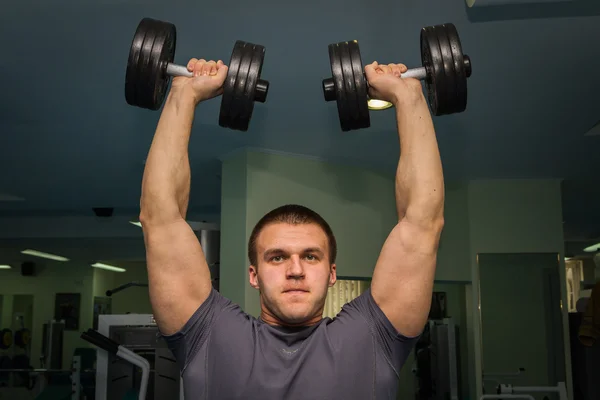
286, 255, 305, 279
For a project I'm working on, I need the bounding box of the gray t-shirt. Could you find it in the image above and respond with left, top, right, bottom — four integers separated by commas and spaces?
163, 287, 418, 399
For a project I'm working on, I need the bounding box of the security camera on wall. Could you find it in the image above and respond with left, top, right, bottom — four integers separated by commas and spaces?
21, 262, 35, 276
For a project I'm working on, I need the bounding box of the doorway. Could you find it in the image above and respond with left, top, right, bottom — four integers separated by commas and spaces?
477, 253, 566, 400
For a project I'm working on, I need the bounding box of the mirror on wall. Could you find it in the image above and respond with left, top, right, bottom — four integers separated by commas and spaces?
478, 253, 566, 400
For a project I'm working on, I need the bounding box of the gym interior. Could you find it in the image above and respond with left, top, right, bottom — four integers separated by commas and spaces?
1, 0, 600, 400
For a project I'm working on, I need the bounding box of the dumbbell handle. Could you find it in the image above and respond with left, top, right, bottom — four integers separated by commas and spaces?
165, 63, 269, 103
397, 66, 427, 80
166, 63, 194, 78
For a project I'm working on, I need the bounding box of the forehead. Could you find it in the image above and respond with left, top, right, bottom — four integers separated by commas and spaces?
256, 222, 328, 251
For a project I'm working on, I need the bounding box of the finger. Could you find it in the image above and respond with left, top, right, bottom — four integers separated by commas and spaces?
398, 64, 408, 73
193, 59, 206, 77
209, 62, 218, 76
187, 58, 198, 71
369, 61, 386, 74
215, 65, 229, 81
389, 63, 403, 77
364, 63, 378, 80
203, 60, 217, 76
379, 64, 391, 74
216, 60, 225, 68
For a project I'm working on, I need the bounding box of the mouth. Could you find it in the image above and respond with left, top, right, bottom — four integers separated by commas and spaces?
283, 290, 308, 294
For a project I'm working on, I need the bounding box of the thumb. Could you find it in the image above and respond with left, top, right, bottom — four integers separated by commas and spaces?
365, 63, 378, 81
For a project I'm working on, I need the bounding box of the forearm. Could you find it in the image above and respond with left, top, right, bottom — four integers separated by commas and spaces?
139, 92, 196, 224
394, 94, 444, 227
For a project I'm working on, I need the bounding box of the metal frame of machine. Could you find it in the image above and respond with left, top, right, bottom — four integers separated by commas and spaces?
95, 314, 184, 400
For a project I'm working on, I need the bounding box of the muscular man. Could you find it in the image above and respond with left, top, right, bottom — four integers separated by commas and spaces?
139, 57, 444, 399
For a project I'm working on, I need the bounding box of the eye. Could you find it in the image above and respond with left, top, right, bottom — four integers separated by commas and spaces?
270, 255, 284, 262
305, 254, 317, 261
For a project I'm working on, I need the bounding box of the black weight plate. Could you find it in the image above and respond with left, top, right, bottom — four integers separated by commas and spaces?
328, 43, 351, 132
237, 44, 266, 131
420, 26, 445, 116
149, 22, 176, 110
231, 43, 254, 131
445, 23, 468, 113
135, 21, 158, 109
142, 19, 176, 110
125, 18, 176, 110
347, 40, 370, 130
125, 19, 146, 107
14, 329, 31, 348
219, 41, 245, 129
0, 329, 12, 350
431, 25, 456, 116
338, 42, 360, 131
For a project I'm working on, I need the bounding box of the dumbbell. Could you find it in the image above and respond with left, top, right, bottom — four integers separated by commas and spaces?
125, 18, 270, 131
322, 23, 472, 131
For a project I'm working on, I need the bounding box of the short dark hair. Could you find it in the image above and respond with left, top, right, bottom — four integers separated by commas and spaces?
248, 204, 337, 267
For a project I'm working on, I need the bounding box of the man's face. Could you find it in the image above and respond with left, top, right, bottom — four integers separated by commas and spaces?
249, 222, 336, 326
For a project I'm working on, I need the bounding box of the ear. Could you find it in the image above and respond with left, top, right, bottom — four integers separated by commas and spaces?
249, 265, 260, 290
328, 263, 337, 287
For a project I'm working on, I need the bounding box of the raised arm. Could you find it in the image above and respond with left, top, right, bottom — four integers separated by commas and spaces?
366, 62, 445, 338
139, 59, 228, 335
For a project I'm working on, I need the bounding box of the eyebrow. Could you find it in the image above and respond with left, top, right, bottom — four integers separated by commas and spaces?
263, 248, 324, 260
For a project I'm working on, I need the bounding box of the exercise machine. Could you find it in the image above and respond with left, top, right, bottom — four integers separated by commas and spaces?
413, 317, 461, 400
0, 355, 82, 399
479, 382, 568, 400
93, 314, 182, 400
482, 369, 568, 400
41, 319, 65, 369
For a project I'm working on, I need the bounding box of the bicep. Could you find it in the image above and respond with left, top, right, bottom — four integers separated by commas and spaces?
370, 221, 442, 337
142, 218, 213, 335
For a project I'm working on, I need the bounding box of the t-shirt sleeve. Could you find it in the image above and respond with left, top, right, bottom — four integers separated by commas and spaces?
161, 288, 235, 371
337, 287, 421, 374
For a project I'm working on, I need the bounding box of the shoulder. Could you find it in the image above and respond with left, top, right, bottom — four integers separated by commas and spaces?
331, 288, 420, 343
328, 288, 421, 373
161, 288, 254, 371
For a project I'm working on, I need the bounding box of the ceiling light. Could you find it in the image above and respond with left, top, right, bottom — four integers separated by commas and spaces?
367, 99, 393, 110
91, 263, 126, 272
0, 265, 12, 269
583, 243, 600, 252
21, 249, 69, 262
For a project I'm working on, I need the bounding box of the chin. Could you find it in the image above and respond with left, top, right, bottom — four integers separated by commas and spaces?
279, 306, 314, 325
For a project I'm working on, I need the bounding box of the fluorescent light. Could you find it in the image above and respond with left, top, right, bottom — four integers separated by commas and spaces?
21, 249, 69, 262
367, 99, 393, 110
91, 263, 126, 272
583, 243, 600, 252
129, 221, 142, 228
0, 265, 12, 269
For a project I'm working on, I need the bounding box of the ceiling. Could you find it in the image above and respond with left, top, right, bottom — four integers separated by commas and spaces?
1, 0, 600, 254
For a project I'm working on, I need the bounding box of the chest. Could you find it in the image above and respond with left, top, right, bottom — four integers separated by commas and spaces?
186, 328, 396, 400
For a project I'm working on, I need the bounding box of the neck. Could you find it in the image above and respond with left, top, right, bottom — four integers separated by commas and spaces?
260, 308, 323, 328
